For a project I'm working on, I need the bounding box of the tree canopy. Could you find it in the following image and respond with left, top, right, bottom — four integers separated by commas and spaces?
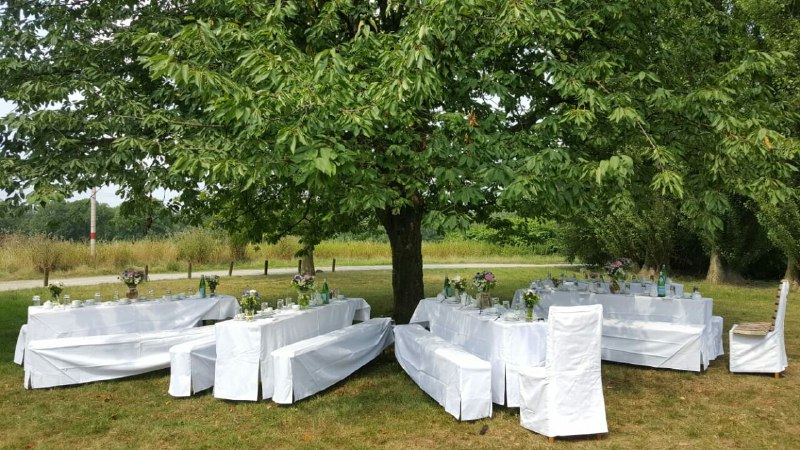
2, 0, 798, 320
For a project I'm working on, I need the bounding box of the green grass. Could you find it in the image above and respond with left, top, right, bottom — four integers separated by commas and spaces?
1, 268, 798, 449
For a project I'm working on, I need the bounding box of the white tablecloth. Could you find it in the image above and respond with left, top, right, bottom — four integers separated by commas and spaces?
213, 298, 370, 401
409, 298, 546, 406
15, 295, 240, 364
534, 292, 711, 325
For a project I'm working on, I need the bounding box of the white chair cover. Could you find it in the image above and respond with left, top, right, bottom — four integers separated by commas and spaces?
394, 324, 492, 421
271, 318, 393, 404
520, 304, 607, 438
25, 326, 216, 389
729, 281, 790, 374
168, 334, 217, 397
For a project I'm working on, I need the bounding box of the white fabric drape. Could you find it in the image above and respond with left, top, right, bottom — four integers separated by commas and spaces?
25, 326, 216, 389
394, 324, 493, 421
410, 298, 547, 406
213, 298, 369, 401
168, 334, 217, 397
519, 305, 607, 438
729, 281, 790, 374
271, 317, 393, 404
16, 295, 239, 365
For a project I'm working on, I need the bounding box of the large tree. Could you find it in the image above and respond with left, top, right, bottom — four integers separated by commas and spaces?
3, 0, 798, 321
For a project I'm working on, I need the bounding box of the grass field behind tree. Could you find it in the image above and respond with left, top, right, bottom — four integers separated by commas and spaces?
1, 268, 798, 449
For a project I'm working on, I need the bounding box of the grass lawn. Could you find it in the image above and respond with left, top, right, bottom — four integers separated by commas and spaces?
1, 267, 798, 449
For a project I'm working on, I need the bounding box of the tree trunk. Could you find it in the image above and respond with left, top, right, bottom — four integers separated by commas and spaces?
706, 250, 726, 284
706, 250, 745, 284
378, 198, 425, 324
300, 244, 316, 275
785, 256, 799, 287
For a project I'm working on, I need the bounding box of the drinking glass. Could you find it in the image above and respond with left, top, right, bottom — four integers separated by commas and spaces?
113, 290, 120, 301
147, 290, 154, 299
187, 287, 195, 297
164, 288, 172, 301
277, 299, 285, 310
94, 293, 102, 303
62, 294, 71, 308
502, 300, 510, 313
32, 295, 41, 306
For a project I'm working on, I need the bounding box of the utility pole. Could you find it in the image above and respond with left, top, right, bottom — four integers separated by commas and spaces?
90, 188, 97, 259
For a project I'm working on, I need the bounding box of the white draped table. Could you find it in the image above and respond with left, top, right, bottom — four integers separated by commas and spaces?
531, 291, 721, 371
15, 295, 240, 365
213, 298, 370, 401
409, 298, 546, 407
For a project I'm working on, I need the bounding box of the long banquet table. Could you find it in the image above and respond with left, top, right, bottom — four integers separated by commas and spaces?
409, 298, 546, 407
213, 298, 371, 401
14, 295, 240, 365
530, 290, 722, 371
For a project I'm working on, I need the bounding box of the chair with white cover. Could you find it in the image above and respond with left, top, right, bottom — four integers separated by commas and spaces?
729, 280, 790, 377
519, 304, 607, 440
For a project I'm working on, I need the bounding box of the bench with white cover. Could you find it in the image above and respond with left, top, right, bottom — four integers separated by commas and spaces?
25, 326, 215, 389
168, 334, 217, 397
394, 324, 492, 421
271, 317, 394, 404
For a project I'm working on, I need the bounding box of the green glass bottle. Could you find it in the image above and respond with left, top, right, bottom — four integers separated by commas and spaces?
444, 274, 451, 297
657, 265, 667, 297
321, 278, 330, 304
198, 274, 207, 298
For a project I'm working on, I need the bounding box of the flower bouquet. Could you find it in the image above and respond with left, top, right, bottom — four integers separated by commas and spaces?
292, 274, 316, 308
604, 258, 633, 293
206, 275, 220, 295
119, 269, 145, 299
48, 282, 64, 303
239, 289, 260, 319
472, 271, 496, 308
451, 275, 468, 303
522, 288, 542, 320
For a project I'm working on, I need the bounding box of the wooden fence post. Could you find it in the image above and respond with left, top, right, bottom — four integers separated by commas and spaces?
43, 267, 50, 287
144, 264, 149, 282
229, 261, 235, 276
297, 260, 302, 274
264, 260, 269, 276
188, 262, 192, 279
332, 258, 336, 272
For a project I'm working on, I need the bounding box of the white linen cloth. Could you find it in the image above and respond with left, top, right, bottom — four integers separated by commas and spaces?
168, 335, 217, 397
15, 295, 239, 365
519, 305, 607, 438
394, 324, 493, 421
529, 290, 718, 371
409, 298, 547, 406
14, 325, 27, 365
213, 298, 369, 401
271, 317, 393, 404
729, 281, 790, 374
24, 325, 215, 389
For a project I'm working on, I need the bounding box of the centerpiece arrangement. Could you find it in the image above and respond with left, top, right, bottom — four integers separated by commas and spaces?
119, 268, 146, 299
206, 275, 220, 296
604, 257, 633, 293
450, 275, 467, 302
239, 289, 260, 320
48, 282, 64, 305
472, 271, 496, 308
292, 274, 316, 308
522, 288, 542, 321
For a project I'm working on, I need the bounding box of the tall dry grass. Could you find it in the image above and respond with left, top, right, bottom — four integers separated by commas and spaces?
0, 232, 559, 281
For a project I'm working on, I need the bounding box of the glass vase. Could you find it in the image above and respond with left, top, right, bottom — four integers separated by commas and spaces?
298, 291, 311, 309
127, 286, 138, 299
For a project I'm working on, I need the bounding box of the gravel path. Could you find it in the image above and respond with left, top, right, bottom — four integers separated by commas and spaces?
0, 263, 579, 292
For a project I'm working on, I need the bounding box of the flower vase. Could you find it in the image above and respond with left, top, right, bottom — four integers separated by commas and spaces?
609, 279, 621, 294
126, 286, 138, 299
478, 291, 491, 309
298, 291, 311, 309
454, 289, 462, 304
527, 307, 534, 321
245, 309, 254, 321
209, 289, 216, 297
